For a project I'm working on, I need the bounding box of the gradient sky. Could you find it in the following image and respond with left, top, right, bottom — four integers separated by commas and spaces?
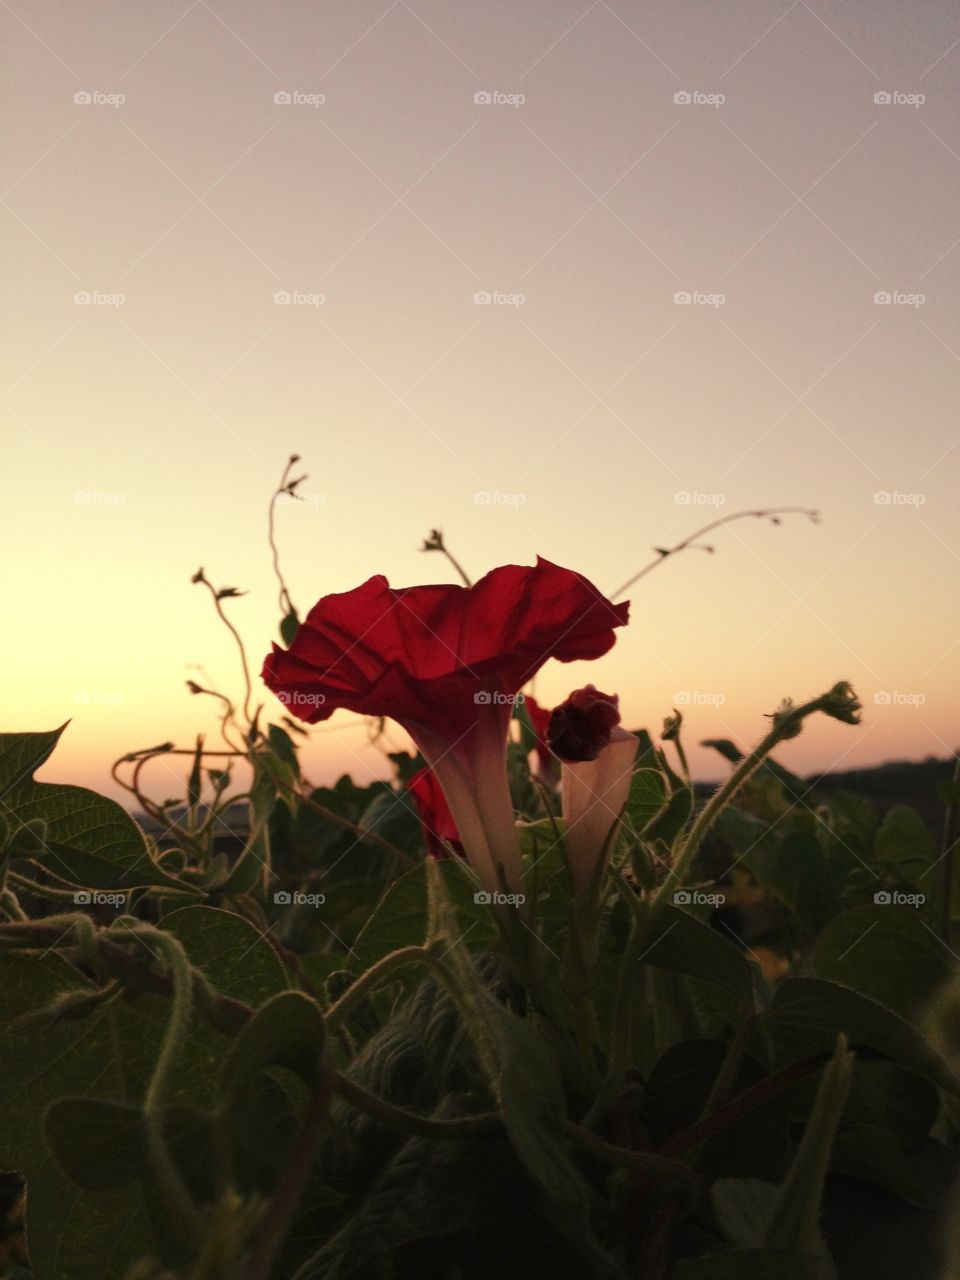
2, 0, 959, 806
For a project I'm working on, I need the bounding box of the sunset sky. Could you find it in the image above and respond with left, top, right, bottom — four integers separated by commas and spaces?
2, 0, 958, 805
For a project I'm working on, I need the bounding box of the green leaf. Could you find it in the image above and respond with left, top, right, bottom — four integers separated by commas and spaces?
280, 609, 300, 646
642, 904, 755, 1026
814, 905, 951, 1022
756, 978, 956, 1094
830, 1124, 928, 1205
873, 806, 936, 886
623, 768, 668, 833
352, 862, 495, 969
0, 726, 182, 890
0, 909, 287, 1279
646, 783, 694, 845
44, 1098, 146, 1191
485, 998, 591, 1209
220, 990, 325, 1110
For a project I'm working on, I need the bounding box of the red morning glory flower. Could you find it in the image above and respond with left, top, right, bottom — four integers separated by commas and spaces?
262, 557, 629, 894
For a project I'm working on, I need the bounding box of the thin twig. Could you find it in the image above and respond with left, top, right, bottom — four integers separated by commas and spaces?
421, 528, 472, 587
610, 507, 819, 600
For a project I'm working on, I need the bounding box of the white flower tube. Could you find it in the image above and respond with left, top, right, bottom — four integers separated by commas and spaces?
560, 727, 637, 894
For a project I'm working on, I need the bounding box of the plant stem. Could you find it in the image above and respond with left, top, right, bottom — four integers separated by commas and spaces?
653, 690, 845, 916
324, 945, 433, 1029
610, 507, 818, 600
240, 1068, 333, 1280
334, 1073, 500, 1138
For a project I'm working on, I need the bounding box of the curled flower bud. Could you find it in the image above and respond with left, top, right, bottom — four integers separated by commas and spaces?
661, 710, 683, 741
547, 685, 621, 762
822, 681, 862, 725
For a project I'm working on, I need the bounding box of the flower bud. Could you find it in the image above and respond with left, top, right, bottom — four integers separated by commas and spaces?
547, 685, 621, 762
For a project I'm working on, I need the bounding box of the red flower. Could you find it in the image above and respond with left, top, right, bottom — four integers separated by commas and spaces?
547, 685, 621, 762
407, 767, 463, 860
262, 557, 629, 893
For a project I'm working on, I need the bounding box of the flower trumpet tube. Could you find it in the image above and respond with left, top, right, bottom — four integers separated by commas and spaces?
549, 686, 637, 895
262, 558, 629, 897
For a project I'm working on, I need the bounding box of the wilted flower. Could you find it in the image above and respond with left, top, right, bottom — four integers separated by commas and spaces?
547, 685, 621, 762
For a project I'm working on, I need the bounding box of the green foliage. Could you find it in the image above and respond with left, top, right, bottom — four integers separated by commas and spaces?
1, 665, 954, 1280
